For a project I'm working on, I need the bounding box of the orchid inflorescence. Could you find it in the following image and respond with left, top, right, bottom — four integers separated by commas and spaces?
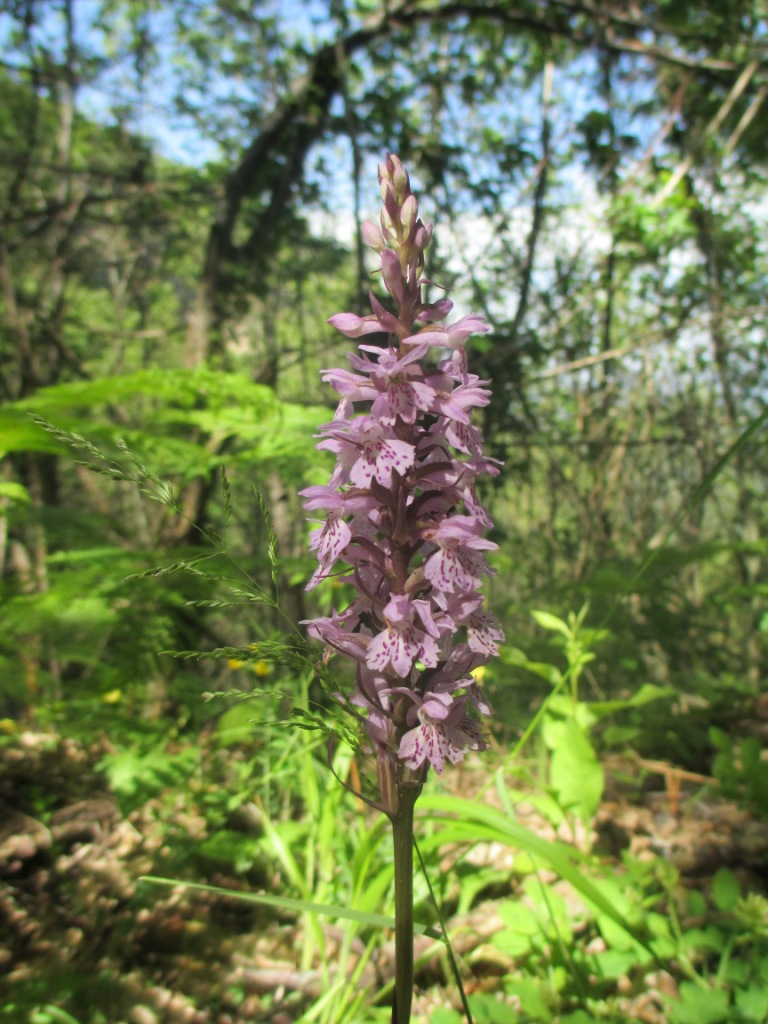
302, 154, 503, 809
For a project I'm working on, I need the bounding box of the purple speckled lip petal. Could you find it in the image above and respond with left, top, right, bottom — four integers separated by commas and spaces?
302, 154, 504, 776
467, 610, 505, 656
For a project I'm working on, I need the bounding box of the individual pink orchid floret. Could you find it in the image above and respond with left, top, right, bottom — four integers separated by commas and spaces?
300, 483, 376, 514
397, 692, 475, 774
422, 515, 498, 593
346, 345, 434, 425
425, 374, 492, 425
320, 366, 377, 403
440, 417, 485, 456
367, 594, 440, 678
316, 417, 415, 488
308, 512, 351, 567
466, 609, 506, 656
350, 420, 415, 488
402, 313, 489, 349
304, 609, 371, 662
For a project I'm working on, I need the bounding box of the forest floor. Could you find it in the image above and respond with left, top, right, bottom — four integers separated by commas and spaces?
1, 728, 767, 1024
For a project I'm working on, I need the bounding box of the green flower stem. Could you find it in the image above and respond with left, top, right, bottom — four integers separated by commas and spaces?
391, 782, 421, 1024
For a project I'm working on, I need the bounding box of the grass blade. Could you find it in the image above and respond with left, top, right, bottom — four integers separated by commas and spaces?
138, 876, 443, 939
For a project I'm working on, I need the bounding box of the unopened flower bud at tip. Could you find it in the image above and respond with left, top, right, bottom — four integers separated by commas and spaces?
389, 154, 409, 196
400, 194, 418, 234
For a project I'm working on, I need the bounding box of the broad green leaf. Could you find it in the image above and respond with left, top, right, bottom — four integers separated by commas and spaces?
541, 716, 567, 751
712, 868, 741, 911
683, 926, 726, 955
216, 703, 259, 743
467, 993, 516, 1023
545, 694, 597, 730
548, 720, 604, 822
431, 1011, 462, 1024
735, 984, 768, 1023
497, 901, 541, 936
592, 947, 640, 979
668, 982, 730, 1024
598, 912, 649, 956
503, 979, 552, 1022
491, 927, 537, 958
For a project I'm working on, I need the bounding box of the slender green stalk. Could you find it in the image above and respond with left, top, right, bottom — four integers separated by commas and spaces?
391, 783, 421, 1024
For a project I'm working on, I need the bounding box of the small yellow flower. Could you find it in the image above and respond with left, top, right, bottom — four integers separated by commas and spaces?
102, 689, 122, 704
252, 660, 271, 676
228, 659, 245, 670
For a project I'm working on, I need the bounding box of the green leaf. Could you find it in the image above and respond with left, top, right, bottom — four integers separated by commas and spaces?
503, 979, 552, 1022
455, 866, 511, 915
497, 901, 542, 936
687, 889, 708, 916
0, 480, 30, 504
735, 984, 768, 1023
546, 694, 597, 731
500, 646, 562, 684
668, 982, 731, 1024
548, 719, 604, 822
467, 993, 517, 1023
683, 926, 726, 956
491, 926, 537, 958
430, 1011, 462, 1024
531, 610, 571, 637
197, 831, 262, 872
709, 727, 731, 751
589, 683, 675, 719
712, 868, 741, 911
602, 725, 640, 747
216, 703, 259, 743
98, 748, 144, 795
0, 411, 64, 455
593, 948, 640, 979
31, 1009, 84, 1024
